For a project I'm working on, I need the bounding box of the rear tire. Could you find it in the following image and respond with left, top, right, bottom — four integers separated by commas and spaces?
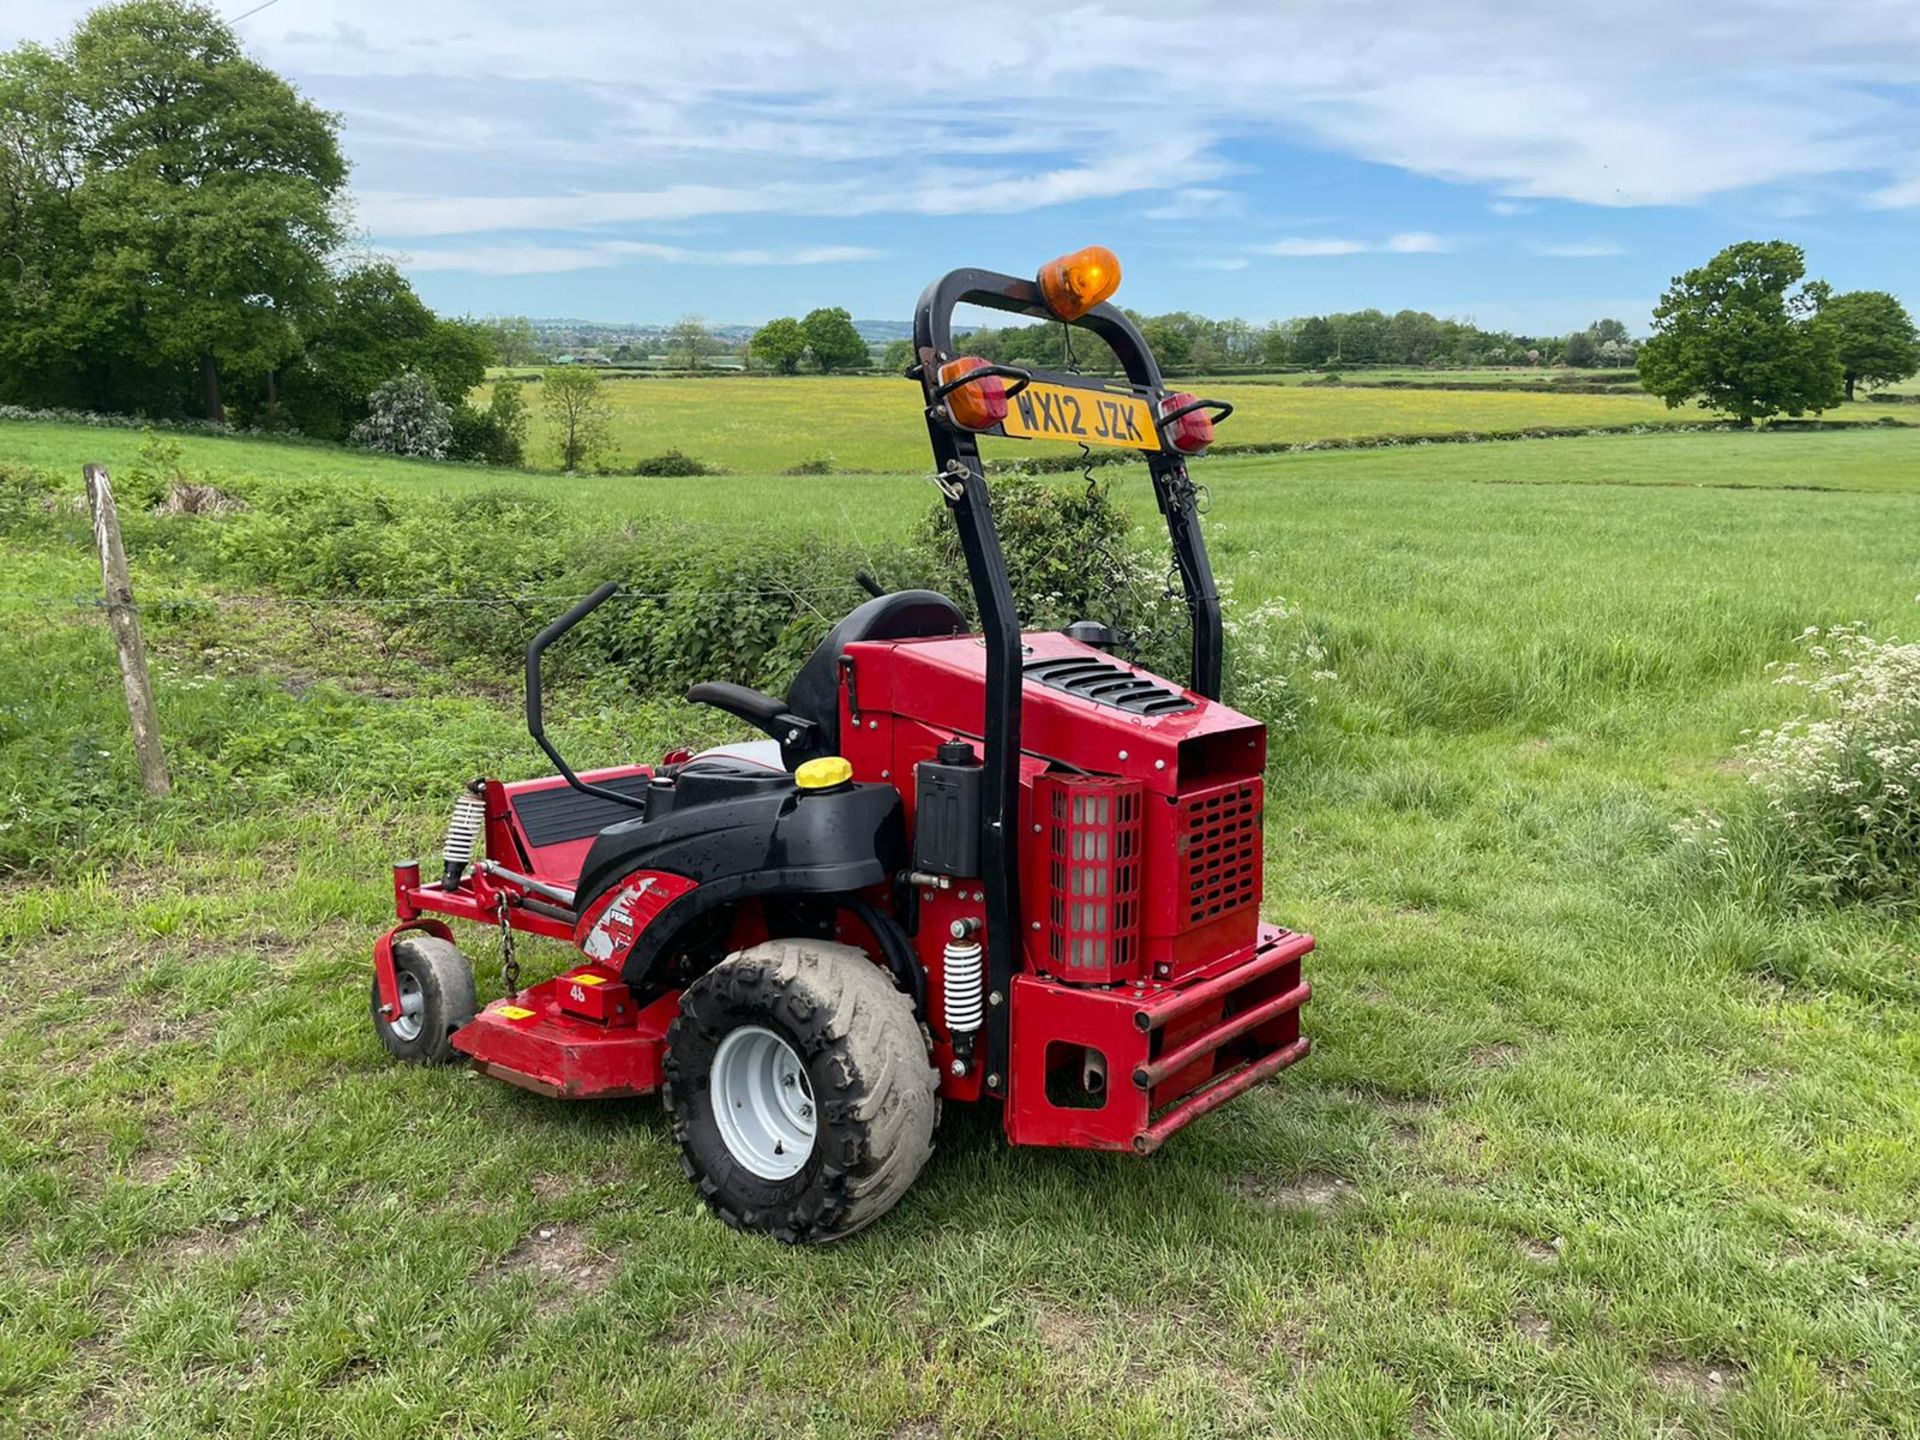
370, 936, 476, 1065
665, 939, 938, 1243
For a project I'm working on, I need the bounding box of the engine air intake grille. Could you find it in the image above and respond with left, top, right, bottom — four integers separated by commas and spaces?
1038, 774, 1143, 984
1024, 655, 1195, 716
1176, 778, 1263, 927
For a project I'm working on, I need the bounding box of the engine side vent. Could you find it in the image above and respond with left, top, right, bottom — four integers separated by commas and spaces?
1038, 774, 1143, 985
1176, 778, 1263, 928
1024, 655, 1195, 716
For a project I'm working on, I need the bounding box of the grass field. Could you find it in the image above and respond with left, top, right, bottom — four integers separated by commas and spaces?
3, 420, 1920, 1437
470, 373, 1900, 474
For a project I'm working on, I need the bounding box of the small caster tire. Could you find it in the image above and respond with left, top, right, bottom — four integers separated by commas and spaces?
665, 939, 938, 1244
370, 935, 476, 1065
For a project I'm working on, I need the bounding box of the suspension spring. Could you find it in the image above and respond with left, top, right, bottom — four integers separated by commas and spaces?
440, 790, 484, 889
943, 934, 985, 1052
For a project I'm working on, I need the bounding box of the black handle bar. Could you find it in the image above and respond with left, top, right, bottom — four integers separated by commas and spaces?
525, 580, 647, 813
1156, 395, 1235, 428
929, 362, 1034, 405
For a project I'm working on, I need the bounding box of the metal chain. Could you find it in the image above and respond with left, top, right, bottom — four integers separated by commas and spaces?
496, 893, 520, 996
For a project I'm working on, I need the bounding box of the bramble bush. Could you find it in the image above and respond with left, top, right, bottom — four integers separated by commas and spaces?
911, 474, 1187, 677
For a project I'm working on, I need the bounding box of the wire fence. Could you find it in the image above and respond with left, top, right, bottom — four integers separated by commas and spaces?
0, 583, 877, 613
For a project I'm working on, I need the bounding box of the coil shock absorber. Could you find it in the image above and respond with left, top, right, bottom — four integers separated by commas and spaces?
440, 782, 486, 890
943, 917, 984, 1073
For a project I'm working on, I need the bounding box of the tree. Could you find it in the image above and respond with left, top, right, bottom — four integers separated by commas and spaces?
1390, 309, 1443, 365
282, 262, 490, 441
541, 366, 611, 471
0, 2, 346, 420
1637, 241, 1844, 426
349, 370, 451, 458
1590, 317, 1631, 344
1562, 330, 1600, 368
879, 338, 914, 372
449, 380, 529, 466
1330, 309, 1392, 365
669, 314, 716, 370
803, 307, 870, 372
1816, 290, 1920, 400
1139, 316, 1193, 368
750, 316, 809, 375
488, 315, 540, 367
1292, 316, 1336, 368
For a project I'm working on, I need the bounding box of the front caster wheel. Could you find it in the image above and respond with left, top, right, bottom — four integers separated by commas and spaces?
370, 935, 476, 1065
665, 939, 938, 1244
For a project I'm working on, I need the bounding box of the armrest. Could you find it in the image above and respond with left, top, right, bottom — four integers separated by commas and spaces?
684, 681, 822, 752
685, 681, 786, 729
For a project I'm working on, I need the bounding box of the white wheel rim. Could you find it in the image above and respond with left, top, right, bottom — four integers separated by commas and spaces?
390, 970, 425, 1043
711, 1025, 816, 1180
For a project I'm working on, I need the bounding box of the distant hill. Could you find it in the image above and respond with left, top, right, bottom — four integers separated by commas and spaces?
530, 318, 912, 351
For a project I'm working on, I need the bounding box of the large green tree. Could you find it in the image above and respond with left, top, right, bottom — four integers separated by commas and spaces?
1816, 290, 1920, 401
1637, 241, 1844, 426
281, 262, 491, 440
802, 307, 870, 372
749, 316, 809, 375
0, 2, 346, 419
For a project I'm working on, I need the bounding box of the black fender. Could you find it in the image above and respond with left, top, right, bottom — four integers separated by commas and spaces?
572, 782, 907, 991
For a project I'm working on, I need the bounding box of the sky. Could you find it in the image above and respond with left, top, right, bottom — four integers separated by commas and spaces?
10, 0, 1920, 332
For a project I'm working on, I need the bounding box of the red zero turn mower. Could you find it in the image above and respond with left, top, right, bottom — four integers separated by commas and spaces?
370, 248, 1314, 1242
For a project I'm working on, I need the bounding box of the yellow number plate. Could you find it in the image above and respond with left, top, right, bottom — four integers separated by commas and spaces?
1001, 382, 1159, 451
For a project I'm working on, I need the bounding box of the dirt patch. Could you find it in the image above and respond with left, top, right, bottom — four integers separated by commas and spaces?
1469, 1042, 1521, 1069
1512, 1307, 1553, 1344
1236, 1171, 1358, 1211
1649, 1358, 1743, 1405
1033, 1301, 1098, 1356
703, 1285, 782, 1343
1516, 1234, 1564, 1265
476, 1223, 614, 1313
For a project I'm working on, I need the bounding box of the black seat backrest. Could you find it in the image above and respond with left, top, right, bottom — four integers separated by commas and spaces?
784, 590, 966, 759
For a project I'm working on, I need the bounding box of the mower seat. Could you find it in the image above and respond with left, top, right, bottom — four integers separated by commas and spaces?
685, 588, 965, 769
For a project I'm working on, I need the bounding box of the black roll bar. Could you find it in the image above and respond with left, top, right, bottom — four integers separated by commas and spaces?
525, 580, 648, 813
910, 265, 1231, 1096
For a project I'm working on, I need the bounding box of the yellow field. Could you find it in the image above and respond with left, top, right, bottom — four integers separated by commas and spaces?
481, 374, 1892, 473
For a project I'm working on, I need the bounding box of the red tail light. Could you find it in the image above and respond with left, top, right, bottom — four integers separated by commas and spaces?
937, 356, 1009, 430
1160, 392, 1213, 454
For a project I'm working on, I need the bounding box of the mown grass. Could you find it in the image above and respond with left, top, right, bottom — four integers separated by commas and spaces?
2, 424, 1920, 1437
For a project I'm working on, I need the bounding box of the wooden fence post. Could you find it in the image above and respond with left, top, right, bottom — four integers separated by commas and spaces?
83, 463, 171, 797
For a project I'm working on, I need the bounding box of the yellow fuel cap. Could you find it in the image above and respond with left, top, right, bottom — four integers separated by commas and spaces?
795, 756, 854, 790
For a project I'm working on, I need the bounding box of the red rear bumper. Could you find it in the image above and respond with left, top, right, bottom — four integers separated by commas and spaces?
1004, 923, 1313, 1152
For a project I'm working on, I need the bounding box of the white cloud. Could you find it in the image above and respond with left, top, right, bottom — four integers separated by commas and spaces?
1252, 232, 1452, 258
1868, 173, 1920, 208
1188, 256, 1251, 271
1145, 188, 1242, 222
1532, 241, 1627, 258
1488, 201, 1534, 218
13, 0, 1920, 233
401, 241, 885, 275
